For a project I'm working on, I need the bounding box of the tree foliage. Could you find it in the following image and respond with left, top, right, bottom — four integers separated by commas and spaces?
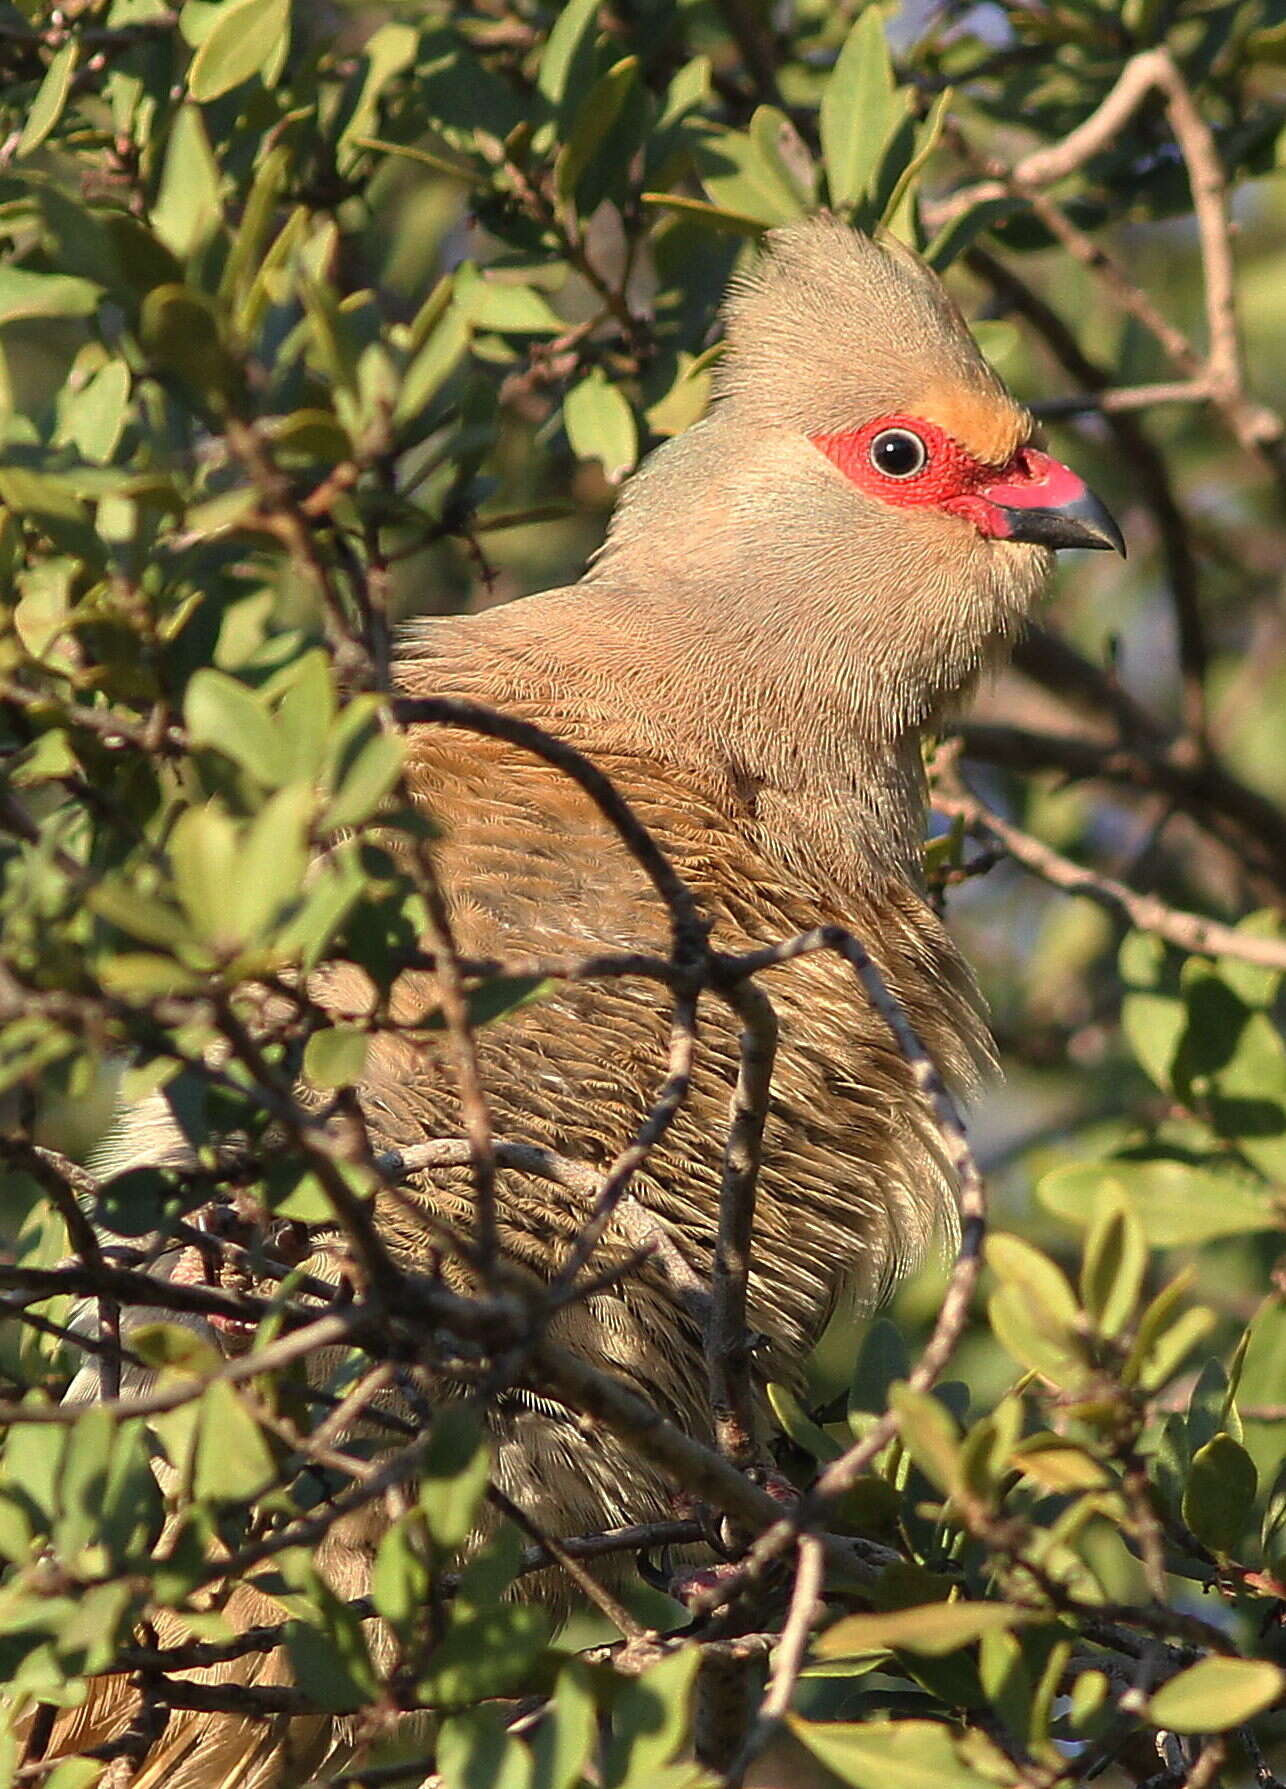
0, 1, 1284, 1785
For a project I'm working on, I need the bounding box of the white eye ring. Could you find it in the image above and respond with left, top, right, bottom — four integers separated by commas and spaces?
869, 427, 927, 479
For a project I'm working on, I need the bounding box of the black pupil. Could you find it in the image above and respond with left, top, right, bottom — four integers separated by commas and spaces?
873, 431, 922, 476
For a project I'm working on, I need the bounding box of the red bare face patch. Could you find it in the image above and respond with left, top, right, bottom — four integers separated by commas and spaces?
809, 414, 1070, 539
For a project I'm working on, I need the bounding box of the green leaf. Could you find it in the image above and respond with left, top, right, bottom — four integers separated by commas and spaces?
1215, 910, 1284, 1009
370, 1516, 430, 1631
303, 1026, 369, 1091
986, 1233, 1079, 1324
152, 105, 222, 259
95, 1168, 196, 1238
0, 266, 100, 325
767, 1381, 844, 1463
1177, 969, 1286, 1182
696, 120, 808, 226
879, 88, 952, 228
564, 368, 637, 483
139, 284, 237, 410
284, 1612, 378, 1713
986, 1233, 1084, 1384
640, 192, 765, 236
1012, 1439, 1109, 1492
274, 649, 338, 780
193, 1380, 277, 1504
221, 142, 290, 315
188, 0, 291, 101
1080, 1190, 1147, 1338
186, 669, 288, 787
989, 1286, 1084, 1386
18, 40, 78, 157
958, 1397, 1021, 1503
168, 802, 241, 947
788, 1716, 997, 1789
90, 882, 191, 952
453, 265, 564, 335
923, 197, 1021, 272
748, 106, 814, 211
889, 1382, 961, 1495
62, 359, 132, 465
603, 1645, 701, 1787
536, 0, 601, 112
336, 21, 420, 171
130, 1322, 221, 1372
531, 1661, 596, 1789
816, 1601, 1033, 1659
1145, 1657, 1283, 1733
325, 730, 404, 832
1262, 1457, 1286, 1569
819, 8, 906, 211
438, 1705, 534, 1789
555, 56, 639, 201
40, 1759, 104, 1789
394, 304, 469, 429
233, 782, 314, 942
419, 1407, 491, 1549
1068, 1668, 1110, 1733
416, 1602, 550, 1707
425, 976, 554, 1033
1133, 1303, 1217, 1393
1039, 1159, 1280, 1246
1182, 1434, 1257, 1555
849, 1317, 912, 1418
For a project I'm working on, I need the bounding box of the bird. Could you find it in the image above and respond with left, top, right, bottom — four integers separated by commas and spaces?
27, 215, 1121, 1787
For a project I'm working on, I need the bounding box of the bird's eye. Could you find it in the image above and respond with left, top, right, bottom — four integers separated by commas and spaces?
869, 428, 927, 479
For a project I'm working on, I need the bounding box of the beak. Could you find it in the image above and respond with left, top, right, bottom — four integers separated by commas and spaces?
983, 449, 1125, 556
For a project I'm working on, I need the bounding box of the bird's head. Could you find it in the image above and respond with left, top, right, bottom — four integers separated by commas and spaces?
600, 215, 1121, 745
715, 213, 1121, 562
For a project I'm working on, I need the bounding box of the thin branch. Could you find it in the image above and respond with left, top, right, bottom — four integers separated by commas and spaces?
966, 244, 1212, 748
549, 988, 698, 1294
937, 755, 1286, 972
488, 1484, 651, 1641
0, 1308, 358, 1427
954, 714, 1286, 895
934, 46, 1283, 473
724, 1533, 825, 1789
2, 1139, 121, 1397
402, 820, 501, 1283
707, 979, 777, 1469
390, 697, 708, 970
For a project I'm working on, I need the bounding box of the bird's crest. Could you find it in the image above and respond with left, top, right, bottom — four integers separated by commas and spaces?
716, 213, 1028, 467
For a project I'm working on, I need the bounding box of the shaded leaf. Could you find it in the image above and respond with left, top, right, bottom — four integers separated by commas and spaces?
819, 9, 905, 211
788, 1715, 997, 1789
889, 1382, 960, 1495
564, 368, 637, 483
188, 0, 290, 101
1183, 1434, 1257, 1555
1146, 1657, 1283, 1733
303, 1026, 369, 1090
1039, 1159, 1281, 1247
18, 40, 78, 157
816, 1600, 1034, 1659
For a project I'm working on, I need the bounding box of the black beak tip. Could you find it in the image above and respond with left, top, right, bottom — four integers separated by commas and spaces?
999, 488, 1125, 558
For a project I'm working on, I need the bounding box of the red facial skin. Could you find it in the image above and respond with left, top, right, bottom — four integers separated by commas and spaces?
810, 415, 1090, 539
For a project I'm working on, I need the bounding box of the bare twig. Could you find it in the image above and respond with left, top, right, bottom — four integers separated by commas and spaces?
707, 980, 777, 1469
488, 1484, 651, 1640
937, 755, 1286, 972
933, 47, 1283, 473
724, 1532, 825, 1788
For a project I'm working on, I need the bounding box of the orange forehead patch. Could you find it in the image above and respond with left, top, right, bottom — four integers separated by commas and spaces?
915, 378, 1028, 468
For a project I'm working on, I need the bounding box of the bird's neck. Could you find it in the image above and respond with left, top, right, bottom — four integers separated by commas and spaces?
405, 578, 941, 896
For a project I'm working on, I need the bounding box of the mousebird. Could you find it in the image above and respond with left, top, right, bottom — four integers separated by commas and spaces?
27, 215, 1122, 1787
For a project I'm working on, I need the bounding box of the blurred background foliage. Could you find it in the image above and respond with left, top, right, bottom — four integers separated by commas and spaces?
0, 0, 1285, 1784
